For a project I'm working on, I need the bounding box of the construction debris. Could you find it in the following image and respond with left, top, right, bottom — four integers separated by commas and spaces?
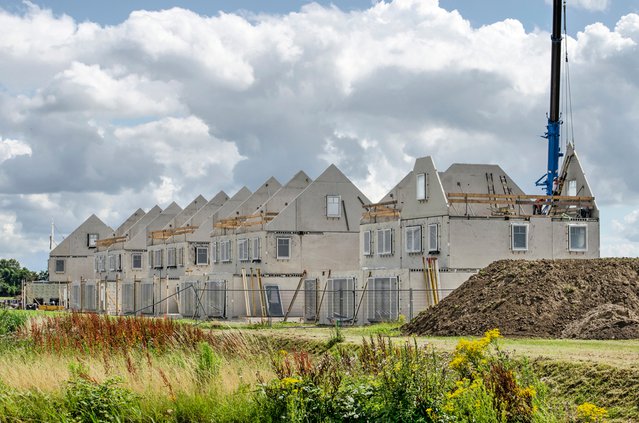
402, 258, 639, 339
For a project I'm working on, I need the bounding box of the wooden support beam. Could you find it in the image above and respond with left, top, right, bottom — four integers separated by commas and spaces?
362, 200, 398, 209
96, 236, 127, 247
447, 192, 594, 201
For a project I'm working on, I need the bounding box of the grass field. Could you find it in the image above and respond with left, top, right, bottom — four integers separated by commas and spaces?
0, 312, 636, 421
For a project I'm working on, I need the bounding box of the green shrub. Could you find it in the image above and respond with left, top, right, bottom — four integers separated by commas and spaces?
64, 363, 139, 422
195, 341, 222, 387
0, 310, 28, 336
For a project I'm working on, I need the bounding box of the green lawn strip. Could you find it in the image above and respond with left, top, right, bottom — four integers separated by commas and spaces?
535, 359, 639, 421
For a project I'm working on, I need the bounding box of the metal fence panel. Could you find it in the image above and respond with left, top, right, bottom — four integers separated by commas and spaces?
304, 279, 317, 321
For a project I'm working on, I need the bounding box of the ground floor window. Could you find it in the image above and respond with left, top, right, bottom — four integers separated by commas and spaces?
367, 277, 399, 322
569, 225, 588, 252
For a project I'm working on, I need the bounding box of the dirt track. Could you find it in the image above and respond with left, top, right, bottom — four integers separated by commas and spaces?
402, 259, 639, 339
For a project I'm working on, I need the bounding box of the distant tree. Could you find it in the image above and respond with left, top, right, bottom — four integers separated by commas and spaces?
37, 270, 49, 281
0, 259, 37, 296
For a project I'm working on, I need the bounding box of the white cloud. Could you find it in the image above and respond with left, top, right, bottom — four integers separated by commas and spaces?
0, 137, 31, 162
0, 0, 638, 268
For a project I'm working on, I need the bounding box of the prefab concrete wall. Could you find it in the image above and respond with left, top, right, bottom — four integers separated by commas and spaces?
24, 282, 67, 306
448, 217, 599, 268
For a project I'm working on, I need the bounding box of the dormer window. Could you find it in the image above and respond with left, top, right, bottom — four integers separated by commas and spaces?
327, 195, 341, 217
416, 173, 428, 200
87, 233, 98, 248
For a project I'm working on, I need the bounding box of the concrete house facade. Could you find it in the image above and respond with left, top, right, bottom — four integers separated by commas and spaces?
199, 165, 371, 322
48, 214, 113, 284
357, 150, 599, 324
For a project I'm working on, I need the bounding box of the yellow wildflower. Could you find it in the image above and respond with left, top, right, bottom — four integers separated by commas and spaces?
576, 402, 608, 422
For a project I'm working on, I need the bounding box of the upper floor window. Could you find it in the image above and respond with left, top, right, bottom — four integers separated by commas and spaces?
252, 238, 261, 260
167, 247, 177, 267
569, 225, 587, 252
55, 259, 65, 273
327, 195, 341, 217
405, 226, 422, 253
108, 254, 116, 271
196, 246, 209, 265
363, 230, 372, 256
377, 229, 392, 255
238, 239, 249, 261
153, 249, 163, 269
277, 237, 291, 259
428, 223, 439, 252
177, 247, 184, 267
416, 173, 428, 200
132, 253, 143, 270
221, 240, 232, 263
511, 224, 528, 251
87, 233, 99, 248
211, 242, 218, 263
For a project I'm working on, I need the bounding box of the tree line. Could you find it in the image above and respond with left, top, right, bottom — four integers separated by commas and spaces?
0, 259, 47, 297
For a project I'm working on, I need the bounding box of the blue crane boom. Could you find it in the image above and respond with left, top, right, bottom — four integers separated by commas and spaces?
536, 0, 564, 196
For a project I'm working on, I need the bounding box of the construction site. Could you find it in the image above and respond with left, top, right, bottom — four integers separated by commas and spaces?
29, 0, 624, 340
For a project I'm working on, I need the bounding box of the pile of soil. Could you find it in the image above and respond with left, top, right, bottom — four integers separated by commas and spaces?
402, 258, 639, 339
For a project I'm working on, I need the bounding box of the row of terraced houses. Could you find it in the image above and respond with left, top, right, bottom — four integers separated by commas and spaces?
39, 149, 599, 325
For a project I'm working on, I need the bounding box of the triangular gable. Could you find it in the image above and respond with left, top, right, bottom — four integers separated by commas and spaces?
127, 202, 182, 249
559, 144, 599, 217
50, 214, 113, 256
266, 164, 370, 233
184, 191, 229, 228
257, 171, 312, 216
394, 157, 449, 219
115, 208, 145, 237
191, 187, 252, 241
165, 195, 207, 230
230, 177, 282, 218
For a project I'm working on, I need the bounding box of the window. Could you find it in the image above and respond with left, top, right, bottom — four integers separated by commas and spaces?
405, 226, 422, 253
55, 259, 65, 273
277, 237, 291, 259
367, 277, 399, 322
167, 247, 177, 267
87, 233, 99, 248
569, 225, 587, 252
108, 254, 116, 271
238, 239, 249, 261
416, 173, 428, 200
363, 230, 372, 256
567, 179, 577, 197
98, 255, 105, 272
220, 240, 232, 262
196, 246, 209, 265
376, 229, 392, 255
177, 247, 184, 267
212, 242, 218, 263
428, 223, 439, 252
252, 238, 260, 260
116, 254, 122, 271
154, 250, 163, 269
511, 224, 528, 251
328, 278, 355, 322
263, 285, 284, 317
327, 195, 341, 217
132, 253, 142, 269
148, 251, 153, 269
94, 256, 99, 272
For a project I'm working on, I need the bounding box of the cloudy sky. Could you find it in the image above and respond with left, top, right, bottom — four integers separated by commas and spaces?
1, 0, 638, 271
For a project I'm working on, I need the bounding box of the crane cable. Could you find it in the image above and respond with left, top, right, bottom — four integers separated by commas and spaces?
562, 0, 576, 150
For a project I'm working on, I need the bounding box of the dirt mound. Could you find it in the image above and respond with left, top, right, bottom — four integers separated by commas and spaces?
402, 259, 639, 339
560, 304, 639, 339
